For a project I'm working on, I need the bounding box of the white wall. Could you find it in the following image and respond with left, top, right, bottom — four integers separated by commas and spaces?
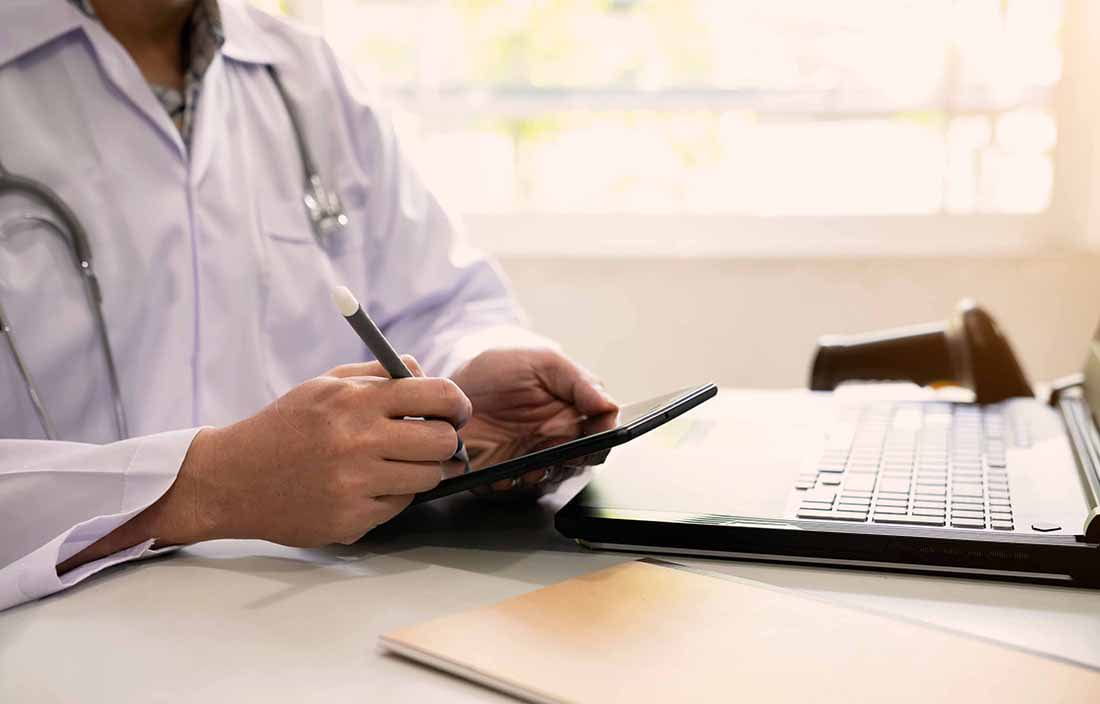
499, 254, 1100, 401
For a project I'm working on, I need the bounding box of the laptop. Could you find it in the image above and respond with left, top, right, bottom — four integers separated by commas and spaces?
556, 327, 1100, 586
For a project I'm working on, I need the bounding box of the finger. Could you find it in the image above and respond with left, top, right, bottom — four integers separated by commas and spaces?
535, 351, 618, 416
324, 361, 387, 378
534, 403, 585, 438
376, 418, 459, 462
569, 376, 618, 417
377, 377, 472, 427
519, 467, 554, 486
400, 354, 425, 377
490, 476, 520, 492
324, 356, 421, 380
369, 460, 444, 496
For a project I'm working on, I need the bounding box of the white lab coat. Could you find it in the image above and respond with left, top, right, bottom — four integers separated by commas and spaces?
0, 0, 547, 611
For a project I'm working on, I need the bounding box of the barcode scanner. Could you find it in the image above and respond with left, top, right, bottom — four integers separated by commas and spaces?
809, 299, 1033, 404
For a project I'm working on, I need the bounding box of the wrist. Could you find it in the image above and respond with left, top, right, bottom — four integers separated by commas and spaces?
55, 428, 225, 576
151, 427, 226, 546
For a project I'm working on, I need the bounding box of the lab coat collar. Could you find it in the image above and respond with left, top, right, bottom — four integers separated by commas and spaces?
0, 0, 274, 162
219, 0, 278, 67
0, 0, 85, 69
0, 1, 187, 157
0, 1, 278, 71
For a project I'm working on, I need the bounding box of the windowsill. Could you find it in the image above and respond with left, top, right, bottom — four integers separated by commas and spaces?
462, 213, 1090, 259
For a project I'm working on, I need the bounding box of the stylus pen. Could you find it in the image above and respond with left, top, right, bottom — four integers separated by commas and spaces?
332, 286, 470, 466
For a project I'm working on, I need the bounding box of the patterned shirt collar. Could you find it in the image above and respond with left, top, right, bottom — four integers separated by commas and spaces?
67, 0, 225, 147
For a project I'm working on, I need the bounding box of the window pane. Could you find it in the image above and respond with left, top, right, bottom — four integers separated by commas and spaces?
294, 0, 1064, 216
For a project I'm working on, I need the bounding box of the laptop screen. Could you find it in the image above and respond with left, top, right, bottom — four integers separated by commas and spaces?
1085, 323, 1100, 422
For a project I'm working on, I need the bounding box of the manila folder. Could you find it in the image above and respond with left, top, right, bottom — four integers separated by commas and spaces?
381, 560, 1099, 703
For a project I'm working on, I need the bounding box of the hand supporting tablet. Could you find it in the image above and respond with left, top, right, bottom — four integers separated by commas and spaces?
413, 384, 717, 503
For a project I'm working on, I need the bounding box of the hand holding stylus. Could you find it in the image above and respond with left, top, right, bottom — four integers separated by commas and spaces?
333, 286, 471, 467
59, 357, 470, 574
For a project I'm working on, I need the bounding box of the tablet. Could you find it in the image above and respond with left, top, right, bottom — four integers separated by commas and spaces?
413, 383, 717, 503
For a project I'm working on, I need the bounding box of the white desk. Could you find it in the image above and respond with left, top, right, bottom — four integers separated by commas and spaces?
3, 472, 1100, 702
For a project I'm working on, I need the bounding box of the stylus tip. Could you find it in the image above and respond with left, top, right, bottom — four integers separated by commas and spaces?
453, 441, 470, 465
331, 285, 360, 317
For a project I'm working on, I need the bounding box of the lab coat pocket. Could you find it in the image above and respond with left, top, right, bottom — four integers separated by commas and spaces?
258, 202, 367, 397
262, 180, 368, 257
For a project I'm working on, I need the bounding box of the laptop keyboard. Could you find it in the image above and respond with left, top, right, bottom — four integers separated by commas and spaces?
794, 403, 1024, 530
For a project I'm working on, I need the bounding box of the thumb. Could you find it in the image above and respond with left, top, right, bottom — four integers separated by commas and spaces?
538, 352, 618, 416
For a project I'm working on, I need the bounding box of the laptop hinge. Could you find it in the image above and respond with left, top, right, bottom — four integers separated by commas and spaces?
1052, 382, 1100, 541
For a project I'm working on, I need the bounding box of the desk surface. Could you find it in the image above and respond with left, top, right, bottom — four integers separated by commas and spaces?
3, 393, 1100, 702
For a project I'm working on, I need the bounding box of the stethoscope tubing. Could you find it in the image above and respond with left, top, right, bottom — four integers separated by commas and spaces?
0, 212, 128, 441
1, 150, 129, 440
0, 293, 58, 439
0, 66, 344, 442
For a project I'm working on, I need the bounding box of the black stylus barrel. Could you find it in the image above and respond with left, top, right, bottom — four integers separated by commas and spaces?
346, 307, 412, 379
342, 303, 470, 465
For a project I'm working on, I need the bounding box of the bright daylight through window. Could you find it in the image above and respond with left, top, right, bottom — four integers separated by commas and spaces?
256, 0, 1070, 253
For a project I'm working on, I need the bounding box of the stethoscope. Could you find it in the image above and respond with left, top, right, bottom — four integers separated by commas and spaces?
0, 66, 348, 442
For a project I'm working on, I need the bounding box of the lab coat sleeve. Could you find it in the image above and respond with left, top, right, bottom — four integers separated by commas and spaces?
0, 428, 200, 612
331, 56, 556, 378
368, 158, 556, 377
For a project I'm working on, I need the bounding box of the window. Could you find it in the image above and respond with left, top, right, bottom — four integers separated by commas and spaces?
266, 0, 1088, 255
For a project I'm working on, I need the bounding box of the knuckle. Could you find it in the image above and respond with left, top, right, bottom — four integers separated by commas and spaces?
359, 378, 392, 406
331, 466, 363, 494
309, 375, 363, 410
437, 379, 472, 419
325, 361, 387, 379
325, 373, 355, 389
347, 376, 378, 396
339, 380, 385, 416
300, 375, 340, 399
350, 427, 383, 459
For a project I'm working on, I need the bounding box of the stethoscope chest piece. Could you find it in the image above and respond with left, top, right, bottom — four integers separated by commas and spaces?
304, 173, 349, 245
266, 65, 349, 247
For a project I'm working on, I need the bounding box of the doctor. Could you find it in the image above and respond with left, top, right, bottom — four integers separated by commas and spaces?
0, 0, 616, 611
